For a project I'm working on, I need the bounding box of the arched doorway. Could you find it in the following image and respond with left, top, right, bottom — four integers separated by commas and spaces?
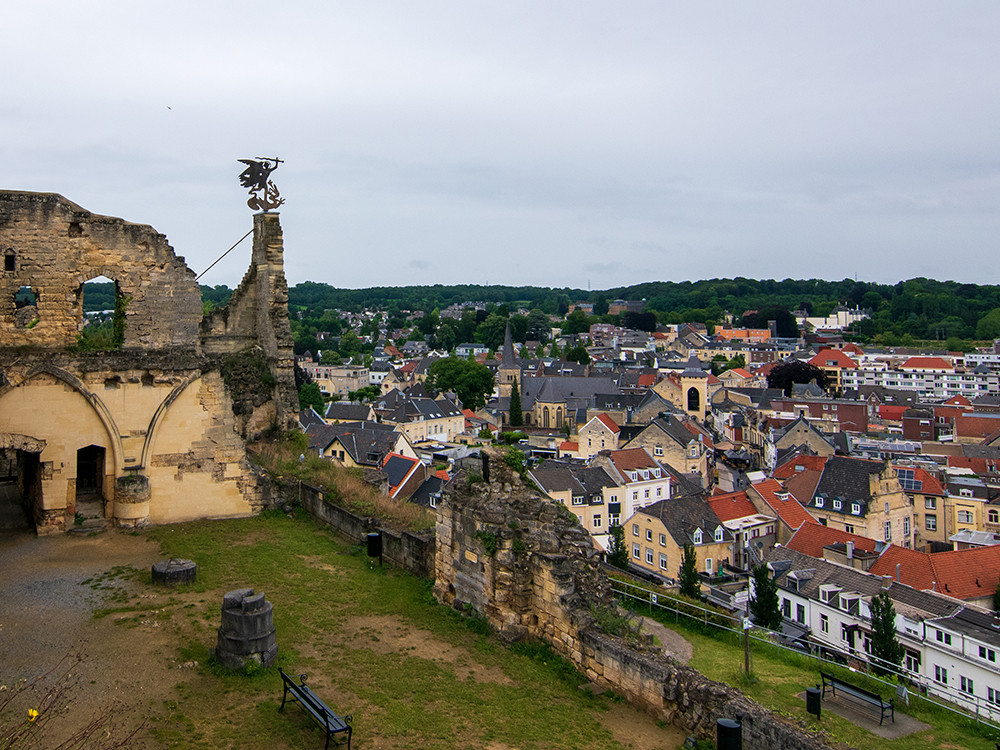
687, 387, 701, 413
0, 438, 44, 532
75, 444, 107, 521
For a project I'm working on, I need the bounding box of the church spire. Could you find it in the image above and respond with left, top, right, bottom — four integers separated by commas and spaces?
501, 319, 515, 368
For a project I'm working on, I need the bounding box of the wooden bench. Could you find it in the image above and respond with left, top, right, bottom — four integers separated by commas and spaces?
820, 671, 894, 725
279, 668, 353, 749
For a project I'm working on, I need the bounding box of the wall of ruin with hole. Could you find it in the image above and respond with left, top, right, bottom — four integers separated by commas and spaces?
433, 453, 835, 749
0, 191, 297, 534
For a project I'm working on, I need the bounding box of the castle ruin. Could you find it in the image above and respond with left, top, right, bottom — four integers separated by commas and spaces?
0, 190, 297, 533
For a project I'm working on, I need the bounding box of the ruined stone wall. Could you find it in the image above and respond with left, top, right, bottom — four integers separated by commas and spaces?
0, 351, 263, 533
433, 453, 835, 749
200, 212, 298, 431
0, 191, 297, 533
263, 476, 435, 578
0, 191, 202, 350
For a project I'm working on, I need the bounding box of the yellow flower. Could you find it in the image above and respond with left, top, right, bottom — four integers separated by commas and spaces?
27, 708, 38, 722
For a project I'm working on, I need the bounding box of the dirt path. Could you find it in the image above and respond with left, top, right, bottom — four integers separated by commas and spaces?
0, 529, 177, 748
639, 616, 693, 664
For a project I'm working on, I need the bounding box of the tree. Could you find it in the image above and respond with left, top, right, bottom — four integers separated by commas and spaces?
474, 313, 508, 351
766, 360, 829, 396
320, 349, 342, 365
298, 382, 325, 412
678, 544, 701, 599
606, 524, 629, 570
749, 564, 782, 631
562, 309, 591, 335
426, 356, 496, 410
564, 344, 591, 365
509, 377, 523, 426
869, 591, 904, 675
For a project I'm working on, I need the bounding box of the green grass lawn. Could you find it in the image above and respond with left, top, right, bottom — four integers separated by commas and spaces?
637, 601, 1000, 750
103, 511, 683, 749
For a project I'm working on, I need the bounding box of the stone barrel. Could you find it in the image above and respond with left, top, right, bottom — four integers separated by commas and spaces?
151, 558, 197, 586
215, 588, 278, 670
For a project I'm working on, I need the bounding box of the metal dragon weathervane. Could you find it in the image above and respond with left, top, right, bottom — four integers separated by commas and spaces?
237, 157, 285, 211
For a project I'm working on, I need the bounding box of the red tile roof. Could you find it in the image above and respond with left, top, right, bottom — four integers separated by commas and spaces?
773, 455, 828, 479
869, 545, 1000, 601
707, 374, 721, 385
637, 373, 657, 388
593, 413, 621, 434
434, 469, 451, 481
948, 455, 1000, 474
842, 342, 864, 355
559, 441, 579, 452
608, 447, 659, 474
707, 491, 760, 522
729, 367, 752, 378
785, 523, 879, 558
751, 478, 815, 530
901, 356, 953, 370
944, 395, 972, 406
808, 349, 858, 369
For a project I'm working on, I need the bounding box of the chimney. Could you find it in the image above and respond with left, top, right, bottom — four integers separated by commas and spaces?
882, 575, 893, 589
776, 491, 790, 502
846, 541, 854, 560
896, 563, 901, 582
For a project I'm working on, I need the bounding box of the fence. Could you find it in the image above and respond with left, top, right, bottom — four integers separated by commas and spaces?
611, 576, 1000, 733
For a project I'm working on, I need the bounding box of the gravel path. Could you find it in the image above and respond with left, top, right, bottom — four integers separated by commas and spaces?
639, 616, 694, 664
0, 529, 172, 747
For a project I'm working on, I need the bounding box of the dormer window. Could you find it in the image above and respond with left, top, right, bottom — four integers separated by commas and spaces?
714, 526, 724, 542
852, 503, 861, 515
815, 496, 825, 508
833, 499, 842, 511
693, 529, 703, 544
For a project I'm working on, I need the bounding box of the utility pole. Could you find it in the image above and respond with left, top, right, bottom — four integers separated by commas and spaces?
743, 615, 752, 677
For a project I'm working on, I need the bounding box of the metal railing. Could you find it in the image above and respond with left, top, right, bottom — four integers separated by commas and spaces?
610, 577, 1000, 733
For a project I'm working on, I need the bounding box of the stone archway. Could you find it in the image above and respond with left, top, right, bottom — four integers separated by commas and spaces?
0, 433, 46, 532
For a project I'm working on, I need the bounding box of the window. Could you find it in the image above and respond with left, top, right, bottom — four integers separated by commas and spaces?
693, 529, 703, 544
646, 548, 654, 564
659, 533, 666, 547
782, 599, 791, 617
705, 558, 713, 573
833, 499, 842, 510
957, 510, 975, 524
935, 630, 952, 646
714, 527, 724, 542
815, 496, 825, 508
960, 488, 974, 498
820, 614, 829, 633
659, 554, 668, 570
990, 509, 999, 524
632, 544, 640, 559
852, 503, 861, 514
960, 676, 974, 695
644, 489, 650, 498
632, 491, 639, 501
609, 514, 620, 526
572, 495, 585, 506
925, 497, 937, 510
654, 446, 663, 456
656, 487, 662, 497
980, 646, 996, 662
632, 524, 639, 537
926, 514, 937, 531
796, 603, 805, 624
884, 521, 892, 542
903, 517, 910, 537
845, 524, 855, 534
646, 529, 653, 541
592, 515, 602, 529
884, 502, 890, 514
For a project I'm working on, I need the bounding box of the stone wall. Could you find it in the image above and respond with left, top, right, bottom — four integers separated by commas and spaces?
263, 475, 435, 578
0, 191, 201, 350
0, 191, 297, 533
434, 452, 835, 749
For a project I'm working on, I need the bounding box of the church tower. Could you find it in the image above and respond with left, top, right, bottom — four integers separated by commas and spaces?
497, 320, 519, 398
680, 355, 708, 421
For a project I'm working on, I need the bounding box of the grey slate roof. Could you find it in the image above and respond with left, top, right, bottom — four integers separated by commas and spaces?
325, 402, 373, 422
811, 456, 889, 514
636, 495, 732, 547
305, 420, 400, 466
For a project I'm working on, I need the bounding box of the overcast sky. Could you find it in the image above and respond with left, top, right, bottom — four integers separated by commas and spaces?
4, 2, 999, 291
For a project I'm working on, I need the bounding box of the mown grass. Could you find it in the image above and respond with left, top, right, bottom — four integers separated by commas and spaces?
633, 597, 1000, 750
115, 510, 680, 749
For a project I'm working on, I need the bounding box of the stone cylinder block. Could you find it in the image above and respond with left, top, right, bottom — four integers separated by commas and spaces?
215, 588, 277, 671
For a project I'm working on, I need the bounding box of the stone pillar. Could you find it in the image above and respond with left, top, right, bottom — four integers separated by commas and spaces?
113, 473, 150, 528
250, 212, 298, 429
